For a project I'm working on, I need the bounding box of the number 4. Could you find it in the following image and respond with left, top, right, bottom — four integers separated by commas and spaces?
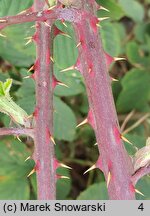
138, 203, 144, 211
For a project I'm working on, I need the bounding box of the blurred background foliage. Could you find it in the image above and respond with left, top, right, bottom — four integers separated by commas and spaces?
0, 0, 150, 199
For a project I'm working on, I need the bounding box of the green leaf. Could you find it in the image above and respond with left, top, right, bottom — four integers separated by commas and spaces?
16, 69, 35, 114
3, 79, 12, 93
126, 41, 150, 69
136, 176, 150, 200
0, 0, 33, 16
54, 35, 78, 69
0, 24, 35, 67
54, 96, 76, 141
117, 69, 150, 113
0, 82, 5, 96
0, 79, 31, 127
134, 23, 150, 43
0, 178, 30, 200
100, 22, 121, 56
77, 182, 109, 200
124, 134, 146, 156
0, 1, 35, 67
54, 65, 84, 97
0, 138, 34, 199
55, 20, 75, 40
97, 0, 125, 20
56, 167, 71, 200
118, 0, 144, 22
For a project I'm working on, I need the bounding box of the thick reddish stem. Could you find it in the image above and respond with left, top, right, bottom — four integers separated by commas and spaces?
74, 0, 135, 199
0, 0, 140, 200
33, 1, 55, 200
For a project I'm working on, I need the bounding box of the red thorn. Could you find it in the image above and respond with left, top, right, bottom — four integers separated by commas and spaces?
114, 126, 133, 145
105, 52, 126, 67
53, 25, 70, 38
89, 16, 99, 33
129, 183, 136, 193
105, 52, 114, 66
110, 77, 118, 82
107, 171, 111, 188
35, 160, 40, 172
53, 158, 72, 170
46, 127, 55, 145
56, 174, 70, 180
52, 76, 68, 89
30, 73, 36, 80
88, 63, 95, 76
28, 65, 35, 72
87, 110, 95, 129
129, 183, 144, 196
27, 168, 35, 177
27, 159, 40, 177
77, 30, 86, 50
33, 107, 39, 118
114, 126, 121, 144
84, 164, 96, 174
84, 157, 103, 174
54, 158, 59, 170
52, 76, 58, 89
45, 8, 54, 15
61, 19, 67, 27
108, 160, 112, 171
76, 110, 95, 129
32, 59, 39, 78
0, 19, 7, 23
98, 6, 109, 12
53, 25, 63, 37
32, 32, 38, 42
61, 57, 82, 73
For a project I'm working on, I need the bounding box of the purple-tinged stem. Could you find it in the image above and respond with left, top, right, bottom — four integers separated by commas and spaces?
33, 0, 55, 200
74, 0, 135, 199
0, 127, 34, 138
0, 8, 82, 30
131, 166, 150, 186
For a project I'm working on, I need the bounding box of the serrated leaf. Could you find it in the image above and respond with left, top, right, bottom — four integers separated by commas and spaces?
0, 23, 35, 67
0, 0, 33, 16
56, 167, 71, 200
16, 69, 35, 114
134, 23, 150, 43
97, 0, 125, 20
0, 79, 31, 127
118, 0, 144, 22
0, 138, 34, 199
117, 69, 150, 113
100, 22, 121, 56
54, 64, 84, 97
0, 0, 35, 67
126, 41, 150, 69
136, 176, 150, 200
124, 134, 146, 156
54, 35, 78, 69
77, 182, 108, 200
54, 96, 76, 141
